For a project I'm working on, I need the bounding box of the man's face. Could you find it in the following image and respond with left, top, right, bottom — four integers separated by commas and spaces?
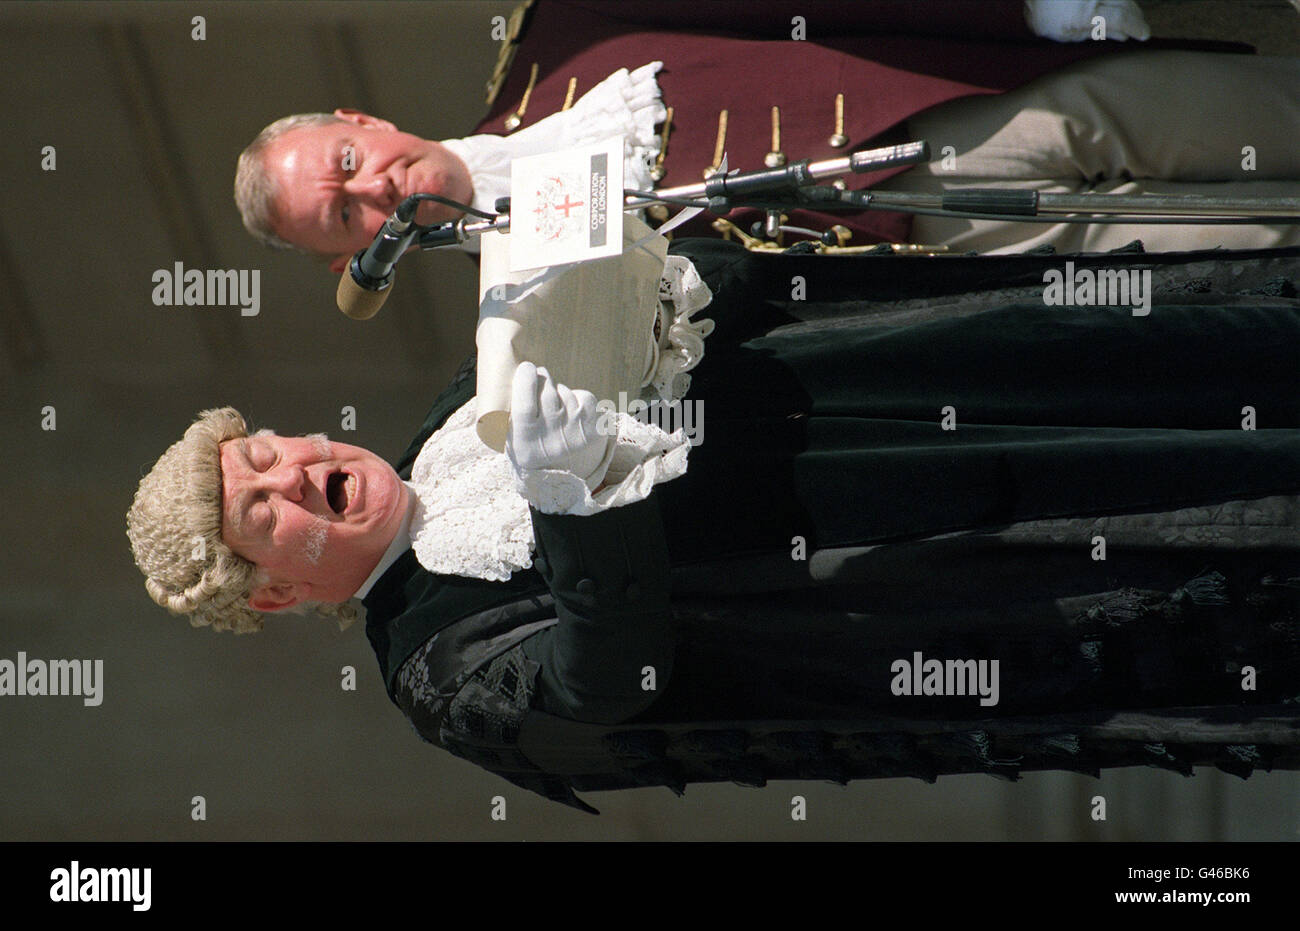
220, 433, 409, 611
263, 109, 473, 273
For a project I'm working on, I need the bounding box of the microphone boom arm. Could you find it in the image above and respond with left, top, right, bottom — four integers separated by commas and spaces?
340, 139, 1300, 318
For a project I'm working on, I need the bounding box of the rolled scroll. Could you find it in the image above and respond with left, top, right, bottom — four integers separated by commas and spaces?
474, 214, 668, 451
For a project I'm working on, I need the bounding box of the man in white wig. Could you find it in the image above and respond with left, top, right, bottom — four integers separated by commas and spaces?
129, 235, 1300, 812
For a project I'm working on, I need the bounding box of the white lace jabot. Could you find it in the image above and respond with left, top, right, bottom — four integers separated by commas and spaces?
408, 398, 535, 582
406, 255, 713, 583
439, 62, 666, 252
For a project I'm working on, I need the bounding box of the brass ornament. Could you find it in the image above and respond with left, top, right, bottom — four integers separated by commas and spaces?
484, 0, 534, 106
650, 106, 673, 182
703, 109, 728, 179
764, 106, 787, 168
829, 93, 849, 148
711, 217, 947, 255
503, 62, 539, 132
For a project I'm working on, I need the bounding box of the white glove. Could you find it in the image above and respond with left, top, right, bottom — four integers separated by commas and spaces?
505, 362, 615, 490
1024, 0, 1150, 42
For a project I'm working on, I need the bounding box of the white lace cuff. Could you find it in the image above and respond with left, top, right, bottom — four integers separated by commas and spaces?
514, 412, 691, 516
564, 61, 665, 192
643, 254, 716, 402
440, 62, 666, 251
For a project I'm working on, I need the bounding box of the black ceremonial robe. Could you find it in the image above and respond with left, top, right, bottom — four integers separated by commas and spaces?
364, 239, 1300, 812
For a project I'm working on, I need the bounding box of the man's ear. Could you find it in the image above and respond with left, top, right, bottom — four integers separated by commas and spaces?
248, 581, 305, 613
332, 108, 398, 132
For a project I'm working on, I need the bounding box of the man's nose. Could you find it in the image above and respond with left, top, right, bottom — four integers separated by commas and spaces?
258, 463, 307, 501
346, 174, 398, 211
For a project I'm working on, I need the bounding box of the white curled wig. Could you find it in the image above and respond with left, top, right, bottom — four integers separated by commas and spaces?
127, 407, 359, 634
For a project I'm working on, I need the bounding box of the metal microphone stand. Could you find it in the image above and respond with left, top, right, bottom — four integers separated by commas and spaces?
413, 139, 1299, 252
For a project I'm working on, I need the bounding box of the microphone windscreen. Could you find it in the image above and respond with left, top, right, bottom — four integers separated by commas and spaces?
337, 273, 389, 320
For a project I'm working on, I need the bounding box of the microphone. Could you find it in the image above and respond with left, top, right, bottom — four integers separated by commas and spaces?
336, 196, 422, 320
700, 141, 931, 203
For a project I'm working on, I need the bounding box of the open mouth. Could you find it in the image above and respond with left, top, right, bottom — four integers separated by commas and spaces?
326, 471, 355, 515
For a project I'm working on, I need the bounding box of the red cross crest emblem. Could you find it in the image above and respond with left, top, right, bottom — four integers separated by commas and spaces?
532, 173, 586, 242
